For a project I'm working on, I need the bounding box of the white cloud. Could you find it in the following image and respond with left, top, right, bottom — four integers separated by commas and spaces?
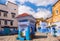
6, 0, 35, 16
7, 0, 53, 19
18, 5, 35, 15
18, 5, 52, 19
7, 0, 58, 6
28, 0, 58, 6
16, 0, 58, 6
33, 8, 52, 19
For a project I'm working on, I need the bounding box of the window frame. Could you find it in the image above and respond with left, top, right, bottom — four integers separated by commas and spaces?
4, 12, 8, 17
4, 20, 7, 25
0, 11, 1, 16
10, 21, 13, 26
11, 13, 16, 18
0, 20, 1, 25
56, 9, 58, 14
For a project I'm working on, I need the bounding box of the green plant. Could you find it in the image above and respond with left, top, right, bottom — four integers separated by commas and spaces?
47, 26, 51, 29
51, 24, 57, 37
51, 24, 57, 27
53, 35, 57, 37
54, 30, 57, 33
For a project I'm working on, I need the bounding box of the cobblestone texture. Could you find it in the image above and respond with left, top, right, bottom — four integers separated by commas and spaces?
0, 32, 60, 41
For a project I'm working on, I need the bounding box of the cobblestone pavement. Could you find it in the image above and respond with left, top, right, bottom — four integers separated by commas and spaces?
0, 32, 60, 41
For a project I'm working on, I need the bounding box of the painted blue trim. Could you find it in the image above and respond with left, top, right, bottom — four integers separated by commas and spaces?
18, 26, 24, 40
26, 25, 31, 40
19, 19, 28, 22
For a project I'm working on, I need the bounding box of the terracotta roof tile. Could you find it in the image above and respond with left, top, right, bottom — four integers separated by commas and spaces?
16, 13, 30, 18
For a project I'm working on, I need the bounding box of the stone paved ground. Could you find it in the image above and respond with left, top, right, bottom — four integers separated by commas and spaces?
0, 32, 60, 41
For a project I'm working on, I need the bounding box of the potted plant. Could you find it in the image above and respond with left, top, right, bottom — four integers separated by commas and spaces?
51, 24, 57, 37
51, 25, 57, 27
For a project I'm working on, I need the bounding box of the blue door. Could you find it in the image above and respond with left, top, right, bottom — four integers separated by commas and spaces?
4, 27, 10, 35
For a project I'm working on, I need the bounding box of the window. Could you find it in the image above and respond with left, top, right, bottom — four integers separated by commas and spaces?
0, 20, 1, 25
4, 20, 7, 25
56, 10, 58, 14
4, 12, 7, 17
11, 13, 15, 18
10, 21, 13, 25
0, 11, 1, 16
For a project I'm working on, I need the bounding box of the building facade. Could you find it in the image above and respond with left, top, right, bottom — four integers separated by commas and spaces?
52, 0, 60, 22
0, 1, 18, 33
46, 0, 60, 26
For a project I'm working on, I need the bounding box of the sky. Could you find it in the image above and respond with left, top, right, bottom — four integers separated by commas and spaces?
0, 0, 58, 19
